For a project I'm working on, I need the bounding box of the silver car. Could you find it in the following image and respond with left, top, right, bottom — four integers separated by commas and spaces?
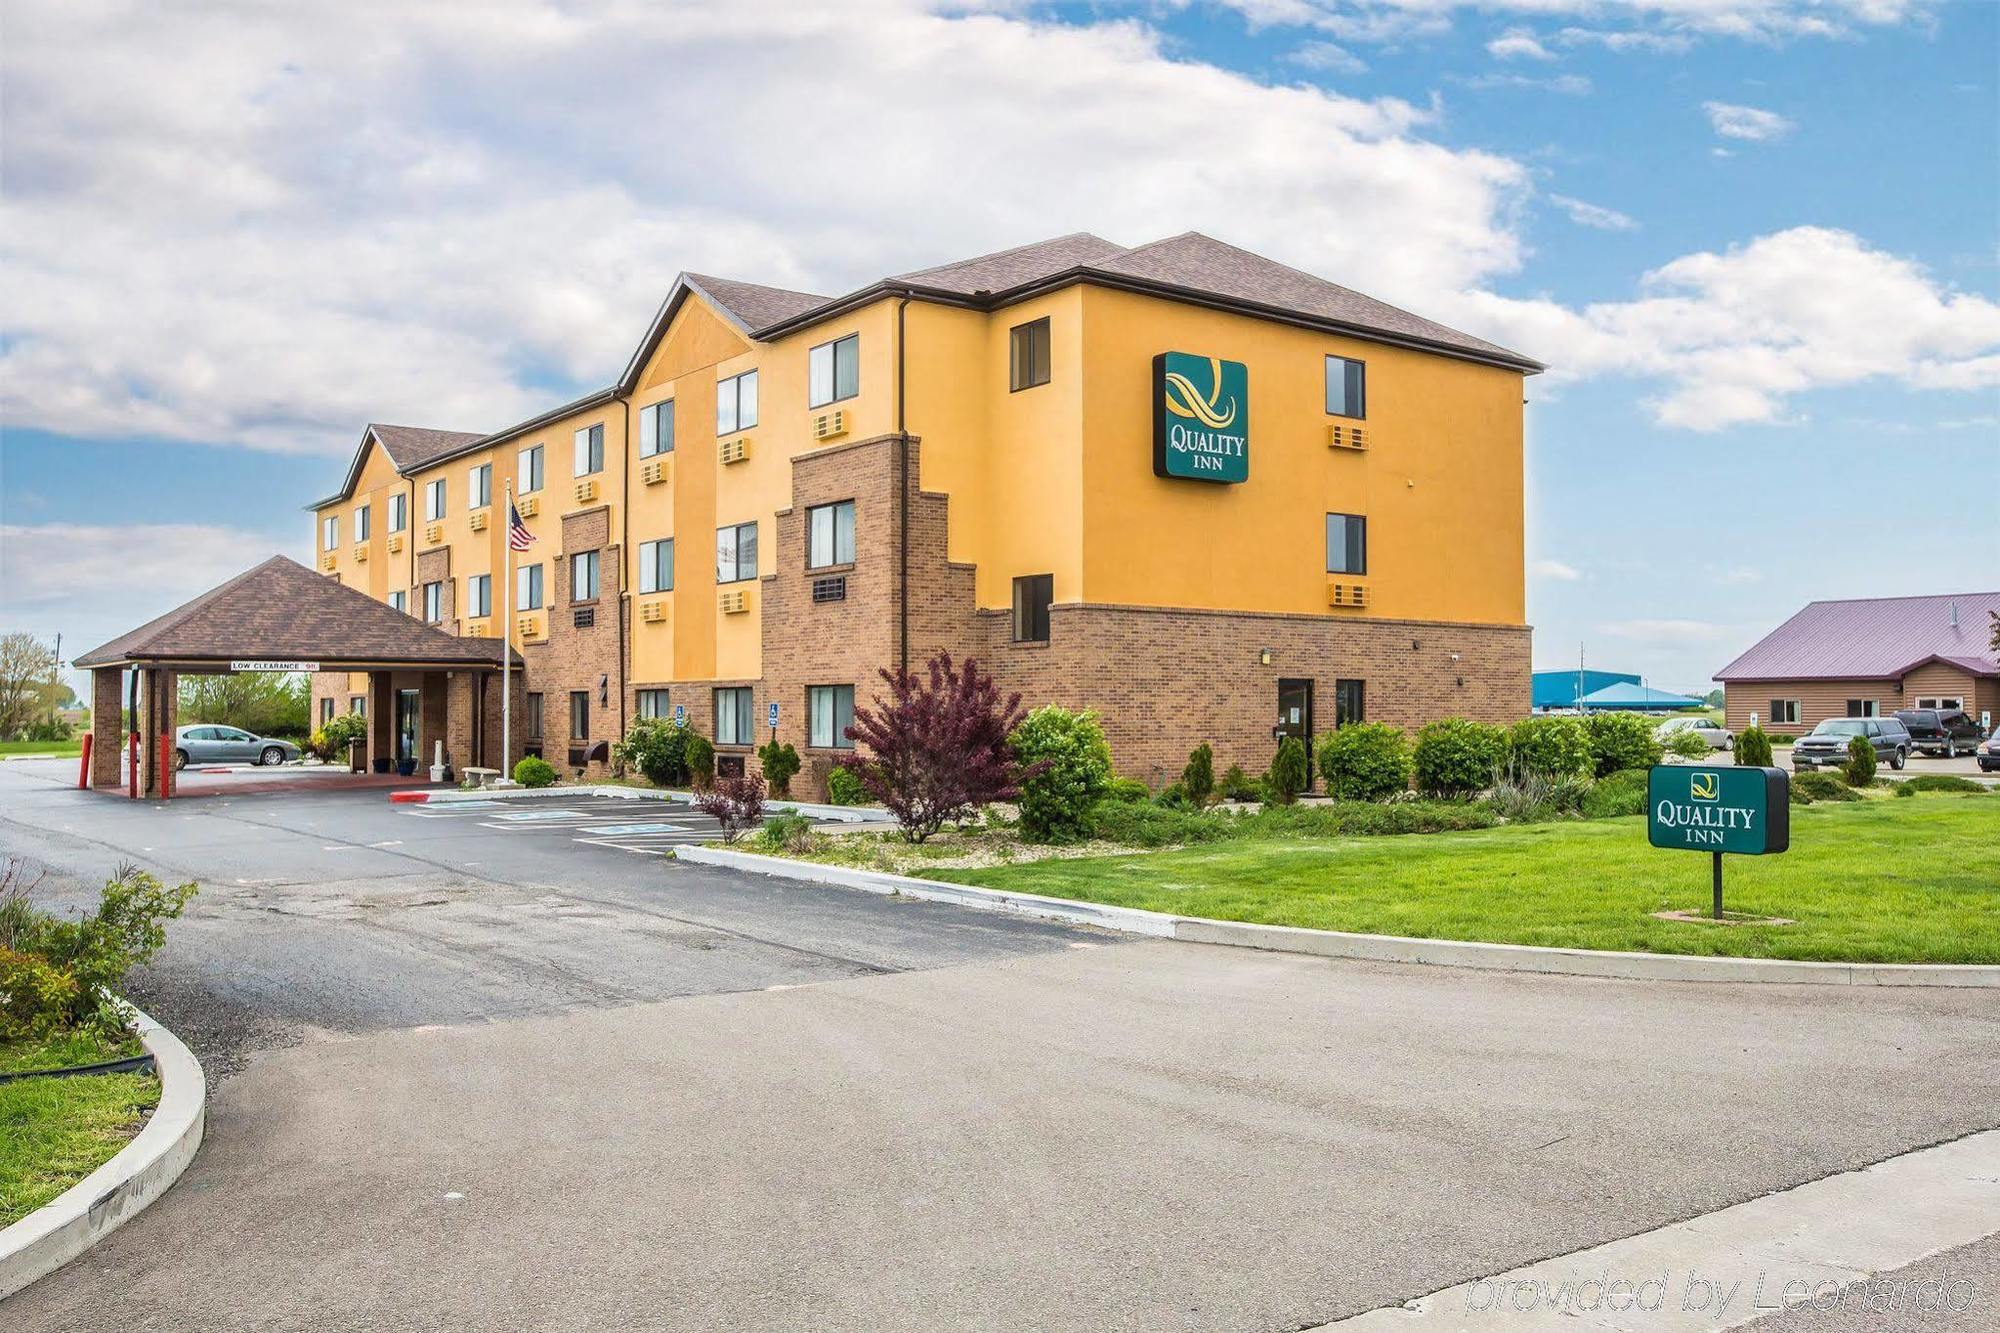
175, 725, 300, 769
1655, 716, 1733, 750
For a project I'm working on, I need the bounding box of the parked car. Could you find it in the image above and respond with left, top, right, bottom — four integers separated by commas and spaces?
1982, 726, 2000, 774
1655, 716, 1733, 750
1791, 717, 1909, 771
1893, 708, 1985, 758
174, 725, 300, 770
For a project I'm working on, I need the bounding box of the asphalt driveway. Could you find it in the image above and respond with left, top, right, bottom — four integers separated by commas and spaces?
2, 759, 1996, 1331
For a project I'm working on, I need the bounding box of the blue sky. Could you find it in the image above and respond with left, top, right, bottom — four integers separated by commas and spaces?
2, 0, 1995, 695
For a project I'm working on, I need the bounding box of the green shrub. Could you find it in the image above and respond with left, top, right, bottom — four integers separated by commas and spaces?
1893, 774, 1986, 796
1664, 728, 1713, 760
305, 711, 369, 763
1411, 718, 1507, 798
756, 739, 801, 798
1579, 768, 1649, 819
1181, 744, 1215, 805
1507, 716, 1592, 779
1486, 759, 1589, 823
1, 863, 197, 1040
513, 755, 557, 788
1844, 734, 1877, 787
684, 732, 715, 787
1105, 777, 1151, 803
1583, 713, 1664, 776
1088, 799, 1236, 848
824, 765, 868, 806
613, 717, 696, 786
1009, 706, 1114, 843
1217, 764, 1260, 802
1265, 736, 1310, 805
1315, 723, 1412, 801
1246, 800, 1499, 837
757, 811, 817, 854
1790, 771, 1857, 804
1733, 725, 1774, 768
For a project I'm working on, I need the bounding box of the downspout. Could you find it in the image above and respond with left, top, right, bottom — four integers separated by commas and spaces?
616, 394, 631, 745
896, 296, 910, 677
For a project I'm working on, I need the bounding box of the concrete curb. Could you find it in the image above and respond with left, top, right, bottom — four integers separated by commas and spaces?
676, 846, 2000, 988
414, 784, 881, 823
0, 1003, 207, 1300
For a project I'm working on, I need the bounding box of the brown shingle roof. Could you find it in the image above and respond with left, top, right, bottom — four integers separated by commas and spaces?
1714, 591, 2000, 683
894, 232, 1128, 295
682, 274, 828, 333
368, 423, 488, 472
74, 556, 518, 669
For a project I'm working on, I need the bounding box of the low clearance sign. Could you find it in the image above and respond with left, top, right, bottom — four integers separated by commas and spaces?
1646, 766, 1789, 856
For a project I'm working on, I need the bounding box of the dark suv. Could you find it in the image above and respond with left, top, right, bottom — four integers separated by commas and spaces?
1893, 709, 1984, 758
1792, 717, 1910, 771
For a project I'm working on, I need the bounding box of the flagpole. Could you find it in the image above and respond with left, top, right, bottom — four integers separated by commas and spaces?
502, 480, 513, 782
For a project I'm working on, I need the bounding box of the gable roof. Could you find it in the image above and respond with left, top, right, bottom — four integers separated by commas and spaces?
309, 423, 487, 510
74, 556, 518, 670
894, 232, 1129, 295
1715, 592, 2000, 683
684, 273, 829, 332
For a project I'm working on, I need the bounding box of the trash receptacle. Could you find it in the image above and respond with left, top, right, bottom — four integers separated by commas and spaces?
347, 736, 366, 774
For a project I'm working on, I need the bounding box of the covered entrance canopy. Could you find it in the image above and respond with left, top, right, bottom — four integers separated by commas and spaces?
74, 556, 520, 798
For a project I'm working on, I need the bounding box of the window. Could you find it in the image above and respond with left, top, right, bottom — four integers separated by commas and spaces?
350, 695, 366, 716
638, 400, 675, 458
808, 685, 855, 749
322, 515, 338, 550
1012, 573, 1053, 643
389, 589, 407, 614
637, 688, 670, 719
320, 698, 334, 726
716, 521, 758, 584
469, 462, 492, 509
569, 691, 589, 740
1326, 355, 1366, 419
424, 477, 446, 522
808, 334, 860, 408
525, 692, 544, 739
1325, 513, 1367, 575
467, 574, 491, 618
714, 687, 754, 746
807, 500, 856, 569
389, 492, 407, 532
353, 505, 370, 541
1010, 317, 1051, 391
1769, 699, 1800, 725
638, 538, 675, 594
716, 369, 759, 434
1846, 699, 1878, 718
1334, 679, 1365, 726
517, 563, 544, 611
422, 581, 444, 623
571, 550, 599, 602
573, 423, 604, 477
518, 444, 544, 494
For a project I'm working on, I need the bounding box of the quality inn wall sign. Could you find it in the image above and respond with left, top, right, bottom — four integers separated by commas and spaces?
1153, 352, 1249, 483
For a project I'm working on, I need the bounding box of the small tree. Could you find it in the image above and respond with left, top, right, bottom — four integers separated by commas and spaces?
1010, 706, 1114, 843
756, 739, 801, 798
1583, 712, 1664, 777
1181, 743, 1215, 806
614, 717, 694, 786
1507, 716, 1592, 779
1734, 724, 1774, 769
1844, 734, 1877, 787
684, 732, 715, 788
840, 653, 1029, 843
1266, 736, 1310, 804
1412, 718, 1508, 798
825, 765, 868, 806
1317, 722, 1412, 801
695, 772, 766, 842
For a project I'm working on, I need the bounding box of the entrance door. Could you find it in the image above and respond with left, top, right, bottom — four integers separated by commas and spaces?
396, 689, 420, 764
1276, 678, 1314, 786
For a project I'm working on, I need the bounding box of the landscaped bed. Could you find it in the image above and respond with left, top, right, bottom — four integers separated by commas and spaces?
920, 798, 1998, 964
0, 1031, 159, 1227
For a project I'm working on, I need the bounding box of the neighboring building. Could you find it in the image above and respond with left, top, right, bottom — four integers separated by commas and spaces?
1575, 682, 1705, 712
1532, 669, 1639, 712
309, 232, 1540, 795
1716, 592, 2000, 737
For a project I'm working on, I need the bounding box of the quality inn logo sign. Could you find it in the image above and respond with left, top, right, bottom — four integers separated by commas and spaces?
1646, 765, 1789, 857
1689, 772, 1719, 801
1153, 352, 1249, 483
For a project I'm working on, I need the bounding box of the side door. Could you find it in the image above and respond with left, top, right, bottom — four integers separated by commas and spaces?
183, 727, 217, 762
1275, 679, 1315, 785
220, 727, 259, 761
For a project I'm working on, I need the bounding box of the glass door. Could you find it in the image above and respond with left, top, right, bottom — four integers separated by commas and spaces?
396, 689, 420, 764
1276, 678, 1315, 788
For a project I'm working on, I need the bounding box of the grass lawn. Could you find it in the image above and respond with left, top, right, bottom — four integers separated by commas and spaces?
0, 740, 82, 758
0, 1030, 158, 1226
931, 797, 1999, 964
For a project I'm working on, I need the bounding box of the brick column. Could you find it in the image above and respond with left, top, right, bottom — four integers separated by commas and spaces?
443, 670, 480, 774
369, 673, 395, 772
136, 667, 177, 799
89, 668, 123, 789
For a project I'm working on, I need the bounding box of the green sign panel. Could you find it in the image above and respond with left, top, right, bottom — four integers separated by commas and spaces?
1646, 765, 1790, 856
1153, 352, 1249, 483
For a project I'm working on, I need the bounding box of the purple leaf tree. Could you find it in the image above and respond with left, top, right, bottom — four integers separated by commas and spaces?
838, 653, 1032, 843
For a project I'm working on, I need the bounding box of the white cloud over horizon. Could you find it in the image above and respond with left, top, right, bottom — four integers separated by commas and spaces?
1703, 100, 1797, 141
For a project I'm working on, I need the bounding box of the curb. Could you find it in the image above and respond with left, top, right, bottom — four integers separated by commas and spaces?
0, 1003, 207, 1300
675, 846, 2000, 988
409, 784, 881, 823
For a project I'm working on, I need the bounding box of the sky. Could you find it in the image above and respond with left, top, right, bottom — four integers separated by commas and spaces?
2, 0, 1996, 696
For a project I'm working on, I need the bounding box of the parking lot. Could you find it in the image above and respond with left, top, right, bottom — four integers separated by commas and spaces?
397, 791, 733, 855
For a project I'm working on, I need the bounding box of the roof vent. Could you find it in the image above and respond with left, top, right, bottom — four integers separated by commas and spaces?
1950, 601, 1959, 628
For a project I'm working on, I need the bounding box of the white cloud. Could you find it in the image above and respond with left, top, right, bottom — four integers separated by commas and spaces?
1206, 1, 1930, 45
1530, 558, 1582, 581
1703, 100, 1796, 141
1454, 227, 2000, 430
1547, 194, 1638, 230
1487, 27, 1554, 59
1460, 72, 1594, 94
1555, 26, 1695, 53
1287, 40, 1369, 73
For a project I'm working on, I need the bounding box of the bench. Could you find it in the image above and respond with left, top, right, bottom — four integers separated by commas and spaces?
462, 767, 502, 788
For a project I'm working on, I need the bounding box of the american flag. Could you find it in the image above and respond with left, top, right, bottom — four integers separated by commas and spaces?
507, 502, 536, 551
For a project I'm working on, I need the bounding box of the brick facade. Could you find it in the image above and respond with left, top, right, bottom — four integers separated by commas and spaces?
1725, 665, 1997, 737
